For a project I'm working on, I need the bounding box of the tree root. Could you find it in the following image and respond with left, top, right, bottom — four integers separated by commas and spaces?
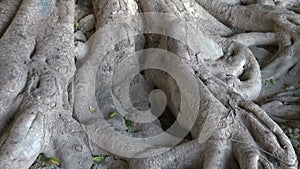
0, 0, 93, 168
228, 32, 300, 80
0, 0, 299, 168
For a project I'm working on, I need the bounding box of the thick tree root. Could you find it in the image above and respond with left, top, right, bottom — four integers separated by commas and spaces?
0, 0, 299, 168
228, 32, 300, 80
0, 0, 93, 168
137, 0, 298, 168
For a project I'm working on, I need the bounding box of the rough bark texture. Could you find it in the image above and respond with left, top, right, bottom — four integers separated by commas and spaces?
0, 0, 299, 168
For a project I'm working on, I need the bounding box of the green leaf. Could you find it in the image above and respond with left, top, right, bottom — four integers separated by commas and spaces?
110, 112, 117, 118
93, 156, 105, 163
49, 157, 60, 165
124, 117, 133, 128
124, 116, 135, 133
39, 155, 48, 163
75, 22, 80, 29
89, 105, 97, 113
39, 155, 48, 166
270, 79, 276, 85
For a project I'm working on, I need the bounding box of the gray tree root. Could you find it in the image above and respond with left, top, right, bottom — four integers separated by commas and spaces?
135, 0, 298, 168
0, 0, 92, 168
0, 0, 299, 168
197, 0, 300, 80
261, 88, 300, 128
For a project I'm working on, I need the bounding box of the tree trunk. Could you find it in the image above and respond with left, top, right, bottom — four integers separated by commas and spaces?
0, 0, 299, 168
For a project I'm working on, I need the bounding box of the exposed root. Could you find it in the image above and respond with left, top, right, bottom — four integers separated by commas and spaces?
204, 42, 261, 100
0, 0, 22, 36
0, 0, 299, 168
228, 31, 300, 80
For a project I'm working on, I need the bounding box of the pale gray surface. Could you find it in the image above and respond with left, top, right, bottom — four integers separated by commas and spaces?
0, 0, 299, 168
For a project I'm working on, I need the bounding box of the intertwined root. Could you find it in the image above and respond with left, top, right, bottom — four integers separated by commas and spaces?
194, 70, 298, 168
125, 68, 298, 168
261, 88, 300, 128
137, 1, 297, 166
204, 42, 261, 100
0, 0, 299, 168
227, 32, 300, 80
0, 1, 93, 168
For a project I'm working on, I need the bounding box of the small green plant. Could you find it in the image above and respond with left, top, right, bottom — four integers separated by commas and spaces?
93, 155, 105, 163
270, 79, 276, 85
127, 127, 134, 133
49, 157, 60, 165
89, 105, 97, 113
39, 155, 48, 166
124, 116, 134, 133
110, 112, 117, 118
38, 154, 60, 166
264, 79, 278, 85
75, 22, 80, 29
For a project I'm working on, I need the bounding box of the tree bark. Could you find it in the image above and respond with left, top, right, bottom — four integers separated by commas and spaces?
0, 0, 299, 168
